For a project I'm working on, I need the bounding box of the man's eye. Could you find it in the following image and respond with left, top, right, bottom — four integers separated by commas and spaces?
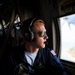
38, 32, 46, 37
41, 32, 45, 37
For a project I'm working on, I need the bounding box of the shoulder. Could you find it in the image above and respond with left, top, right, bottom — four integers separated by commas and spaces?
42, 47, 51, 51
42, 47, 56, 56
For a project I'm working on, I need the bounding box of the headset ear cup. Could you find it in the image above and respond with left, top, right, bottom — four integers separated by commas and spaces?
21, 17, 37, 42
24, 28, 34, 42
30, 31, 34, 41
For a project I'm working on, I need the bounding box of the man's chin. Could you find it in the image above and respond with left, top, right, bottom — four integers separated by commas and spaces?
41, 45, 45, 48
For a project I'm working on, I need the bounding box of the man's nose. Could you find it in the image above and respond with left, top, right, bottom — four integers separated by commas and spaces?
44, 34, 48, 39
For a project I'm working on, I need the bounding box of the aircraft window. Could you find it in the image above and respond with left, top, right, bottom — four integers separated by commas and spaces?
58, 13, 75, 63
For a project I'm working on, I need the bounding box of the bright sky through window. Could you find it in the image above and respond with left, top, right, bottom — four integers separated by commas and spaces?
59, 14, 75, 63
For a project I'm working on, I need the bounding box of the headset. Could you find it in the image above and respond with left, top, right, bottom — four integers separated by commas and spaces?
21, 17, 37, 42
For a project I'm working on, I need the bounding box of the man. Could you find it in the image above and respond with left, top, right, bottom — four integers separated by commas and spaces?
0, 17, 71, 75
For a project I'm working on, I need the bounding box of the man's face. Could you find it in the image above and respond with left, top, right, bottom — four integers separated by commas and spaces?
32, 22, 48, 48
